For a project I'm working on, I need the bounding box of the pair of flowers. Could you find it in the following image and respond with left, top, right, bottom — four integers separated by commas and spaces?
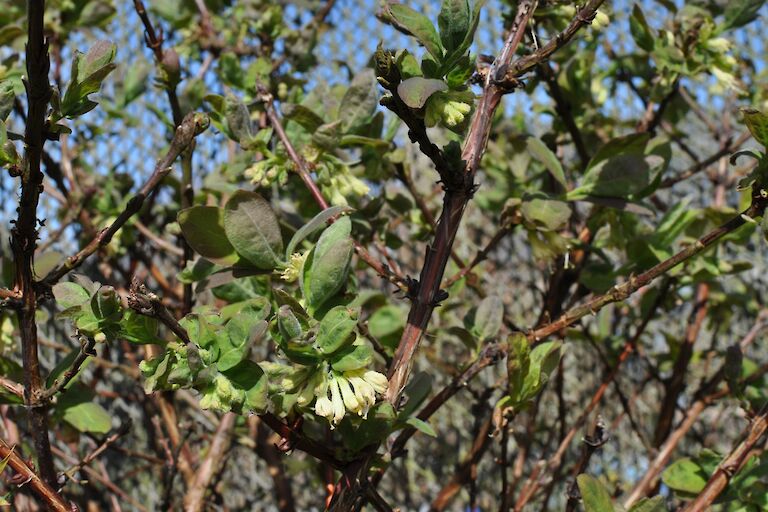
312, 368, 389, 427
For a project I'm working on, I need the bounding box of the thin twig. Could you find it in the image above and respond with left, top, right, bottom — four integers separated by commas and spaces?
0, 440, 74, 512
41, 113, 207, 286
60, 422, 131, 480
257, 86, 407, 291
40, 336, 96, 401
504, 0, 606, 79
681, 409, 768, 511
12, 0, 57, 488
529, 194, 768, 342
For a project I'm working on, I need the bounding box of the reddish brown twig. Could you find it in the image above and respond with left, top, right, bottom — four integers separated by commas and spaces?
0, 440, 74, 512
257, 86, 407, 291
681, 410, 768, 511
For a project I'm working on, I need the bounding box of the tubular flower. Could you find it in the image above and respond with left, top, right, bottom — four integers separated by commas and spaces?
313, 369, 389, 425
314, 376, 346, 427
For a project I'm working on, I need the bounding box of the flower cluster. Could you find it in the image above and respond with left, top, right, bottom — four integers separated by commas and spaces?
425, 91, 472, 129
280, 252, 307, 283
313, 369, 388, 427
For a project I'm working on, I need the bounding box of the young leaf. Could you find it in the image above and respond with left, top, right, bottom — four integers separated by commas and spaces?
577, 474, 615, 512
404, 417, 437, 437
628, 496, 668, 512
568, 134, 662, 199
521, 196, 572, 231
339, 69, 378, 132
223, 191, 284, 269
119, 310, 164, 345
630, 5, 655, 52
178, 206, 238, 266
661, 457, 709, 495
721, 0, 765, 30
225, 94, 253, 143
397, 77, 448, 109
222, 360, 269, 413
472, 295, 504, 341
382, 4, 444, 60
438, 0, 470, 54
301, 216, 354, 312
330, 343, 373, 371
0, 81, 15, 122
61, 41, 117, 118
316, 306, 359, 355
283, 103, 325, 132
438, 0, 485, 75
526, 136, 567, 189
52, 282, 90, 310
285, 206, 351, 260
741, 107, 768, 148
57, 385, 112, 434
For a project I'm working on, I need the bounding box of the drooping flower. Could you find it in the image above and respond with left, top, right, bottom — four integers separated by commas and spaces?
311, 367, 389, 426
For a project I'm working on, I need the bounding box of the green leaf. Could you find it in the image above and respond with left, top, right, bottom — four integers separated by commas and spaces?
46, 347, 91, 389
119, 310, 163, 345
339, 69, 378, 132
222, 360, 269, 413
223, 191, 284, 269
301, 217, 354, 312
218, 306, 269, 371
52, 282, 90, 310
120, 60, 149, 106
0, 122, 18, 166
57, 385, 112, 434
225, 94, 252, 143
311, 120, 342, 151
178, 206, 239, 266
283, 103, 325, 132
628, 496, 668, 512
383, 4, 444, 60
404, 417, 437, 437
438, 0, 485, 75
0, 81, 15, 121
399, 371, 432, 418
397, 77, 448, 109
330, 343, 374, 371
569, 134, 663, 199
741, 107, 768, 148
472, 296, 504, 341
90, 286, 121, 322
526, 136, 567, 188
521, 196, 571, 231
368, 305, 405, 349
316, 306, 359, 355
662, 457, 710, 495
630, 4, 655, 52
722, 0, 765, 30
61, 41, 117, 118
438, 0, 470, 54
577, 474, 615, 512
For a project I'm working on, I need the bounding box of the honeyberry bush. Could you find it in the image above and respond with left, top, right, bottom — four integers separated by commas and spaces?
1, 0, 768, 510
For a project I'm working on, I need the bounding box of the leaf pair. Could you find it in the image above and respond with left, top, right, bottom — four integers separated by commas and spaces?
178, 190, 282, 269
